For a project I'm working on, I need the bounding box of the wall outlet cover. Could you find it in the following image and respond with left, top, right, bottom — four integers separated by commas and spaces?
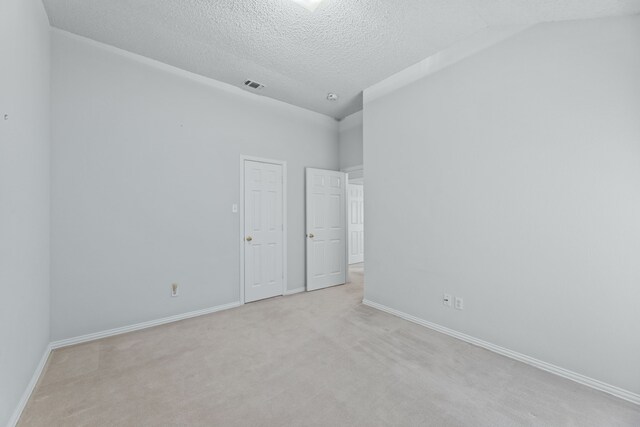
455, 297, 464, 310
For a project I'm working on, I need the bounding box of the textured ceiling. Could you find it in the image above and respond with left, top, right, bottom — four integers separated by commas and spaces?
43, 0, 640, 119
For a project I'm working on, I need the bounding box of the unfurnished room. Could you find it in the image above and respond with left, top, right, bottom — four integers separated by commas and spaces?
1, 0, 640, 426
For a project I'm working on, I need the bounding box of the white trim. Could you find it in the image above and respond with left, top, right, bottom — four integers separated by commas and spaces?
51, 29, 337, 130
11, 301, 241, 424
363, 25, 530, 105
51, 301, 241, 349
7, 344, 52, 427
284, 287, 305, 296
239, 156, 288, 305
342, 165, 364, 184
341, 165, 364, 173
362, 299, 640, 406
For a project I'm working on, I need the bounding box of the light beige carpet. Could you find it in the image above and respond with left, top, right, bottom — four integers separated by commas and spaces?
19, 264, 640, 426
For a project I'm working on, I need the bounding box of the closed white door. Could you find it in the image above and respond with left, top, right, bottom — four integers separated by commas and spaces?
306, 168, 347, 291
348, 184, 364, 264
244, 160, 284, 303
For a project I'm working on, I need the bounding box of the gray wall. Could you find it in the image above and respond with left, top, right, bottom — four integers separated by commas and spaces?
363, 15, 640, 394
0, 0, 51, 424
338, 111, 363, 170
50, 31, 339, 341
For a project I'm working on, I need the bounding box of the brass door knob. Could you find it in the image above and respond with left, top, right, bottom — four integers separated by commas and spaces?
246, 236, 253, 242
307, 233, 314, 238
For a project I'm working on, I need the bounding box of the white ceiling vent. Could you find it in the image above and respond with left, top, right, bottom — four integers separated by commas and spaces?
244, 80, 264, 90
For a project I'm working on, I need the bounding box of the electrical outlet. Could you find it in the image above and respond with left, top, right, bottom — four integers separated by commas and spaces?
454, 297, 464, 310
171, 283, 179, 297
443, 293, 452, 307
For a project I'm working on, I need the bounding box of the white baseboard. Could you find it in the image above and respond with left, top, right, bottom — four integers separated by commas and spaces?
362, 299, 640, 406
284, 287, 305, 296
9, 301, 241, 426
7, 344, 52, 427
51, 301, 242, 349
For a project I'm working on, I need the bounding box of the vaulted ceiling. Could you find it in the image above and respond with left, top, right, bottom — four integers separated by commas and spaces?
43, 0, 640, 119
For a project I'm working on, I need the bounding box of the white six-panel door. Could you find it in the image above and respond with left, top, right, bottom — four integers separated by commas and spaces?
306, 168, 347, 291
244, 160, 284, 303
348, 184, 364, 264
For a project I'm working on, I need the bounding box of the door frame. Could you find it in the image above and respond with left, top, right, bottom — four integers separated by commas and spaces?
341, 165, 364, 282
342, 164, 363, 184
239, 155, 287, 305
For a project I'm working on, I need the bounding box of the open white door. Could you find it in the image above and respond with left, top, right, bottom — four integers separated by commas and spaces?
306, 168, 347, 291
243, 159, 284, 303
348, 184, 364, 264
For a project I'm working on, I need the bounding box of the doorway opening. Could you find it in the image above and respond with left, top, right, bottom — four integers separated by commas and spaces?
344, 165, 364, 285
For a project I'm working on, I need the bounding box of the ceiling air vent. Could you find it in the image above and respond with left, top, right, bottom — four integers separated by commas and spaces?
244, 80, 264, 90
